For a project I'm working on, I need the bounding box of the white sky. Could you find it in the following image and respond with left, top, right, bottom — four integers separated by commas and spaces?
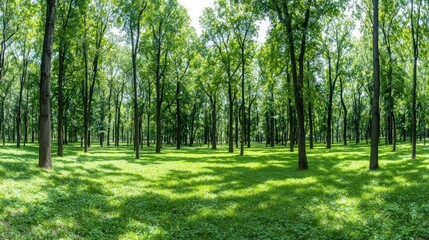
178, 0, 269, 43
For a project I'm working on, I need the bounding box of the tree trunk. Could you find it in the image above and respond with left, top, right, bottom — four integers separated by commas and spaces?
1, 99, 4, 146
247, 100, 253, 148
147, 82, 151, 147
107, 87, 112, 146
393, 113, 396, 152
340, 78, 347, 146
155, 84, 162, 153
176, 81, 181, 149
410, 0, 421, 159
132, 52, 140, 158
228, 82, 234, 153
39, 0, 56, 169
211, 97, 217, 150
240, 47, 245, 156
370, 0, 380, 170
275, 0, 311, 169
57, 44, 65, 156
308, 103, 314, 149
326, 56, 334, 149
17, 82, 23, 148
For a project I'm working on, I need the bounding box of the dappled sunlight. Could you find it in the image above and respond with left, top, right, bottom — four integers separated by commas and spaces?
2, 142, 429, 238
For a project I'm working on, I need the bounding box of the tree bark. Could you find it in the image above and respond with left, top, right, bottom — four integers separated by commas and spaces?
326, 55, 333, 149
57, 44, 65, 156
176, 80, 181, 149
228, 81, 234, 153
410, 0, 421, 159
240, 46, 245, 155
274, 0, 311, 169
308, 103, 314, 149
370, 0, 380, 170
132, 48, 140, 158
340, 77, 347, 145
211, 96, 217, 150
146, 81, 151, 147
39, 0, 56, 169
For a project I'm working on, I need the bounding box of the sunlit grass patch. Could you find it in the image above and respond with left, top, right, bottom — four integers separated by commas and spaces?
1, 141, 429, 239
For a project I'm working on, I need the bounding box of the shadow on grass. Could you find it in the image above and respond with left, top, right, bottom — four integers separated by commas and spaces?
1, 142, 429, 239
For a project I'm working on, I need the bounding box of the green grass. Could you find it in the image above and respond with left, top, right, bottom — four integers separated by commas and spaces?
1, 141, 429, 239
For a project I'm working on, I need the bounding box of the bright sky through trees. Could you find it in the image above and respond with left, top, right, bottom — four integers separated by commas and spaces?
178, 0, 269, 42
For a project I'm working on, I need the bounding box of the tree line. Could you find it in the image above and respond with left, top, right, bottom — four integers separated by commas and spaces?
1, 0, 428, 170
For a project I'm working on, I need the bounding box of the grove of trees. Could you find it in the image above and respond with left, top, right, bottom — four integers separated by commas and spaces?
1, 0, 429, 170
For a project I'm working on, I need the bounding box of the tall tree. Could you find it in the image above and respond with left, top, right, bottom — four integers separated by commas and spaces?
81, 0, 109, 152
271, 0, 313, 169
321, 18, 349, 149
122, 0, 147, 159
146, 0, 188, 153
201, 1, 241, 153
171, 29, 193, 150
410, 0, 422, 160
56, 0, 76, 156
370, 0, 380, 170
39, 0, 56, 169
231, 1, 257, 156
17, 39, 30, 148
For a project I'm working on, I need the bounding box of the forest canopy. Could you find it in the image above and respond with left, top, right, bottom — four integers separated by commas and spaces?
1, 0, 428, 169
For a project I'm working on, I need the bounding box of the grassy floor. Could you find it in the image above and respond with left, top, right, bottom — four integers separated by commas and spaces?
1, 142, 429, 239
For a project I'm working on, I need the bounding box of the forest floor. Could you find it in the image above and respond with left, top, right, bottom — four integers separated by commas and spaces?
1, 142, 429, 239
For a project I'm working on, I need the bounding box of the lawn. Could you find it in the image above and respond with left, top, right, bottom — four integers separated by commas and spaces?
1, 142, 429, 239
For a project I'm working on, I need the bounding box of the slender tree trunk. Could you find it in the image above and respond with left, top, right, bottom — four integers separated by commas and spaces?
247, 100, 253, 148
130, 9, 144, 158
340, 77, 347, 145
275, 0, 311, 169
39, 0, 56, 169
326, 56, 334, 149
107, 87, 112, 146
228, 82, 234, 153
24, 89, 29, 146
155, 83, 162, 153
393, 113, 396, 152
370, 0, 380, 170
211, 97, 217, 150
1, 99, 4, 146
235, 107, 239, 148
57, 45, 65, 156
240, 47, 245, 156
17, 83, 23, 148
147, 82, 151, 147
308, 103, 314, 149
132, 52, 140, 158
176, 81, 181, 149
410, 0, 421, 159
270, 108, 275, 147
289, 100, 294, 152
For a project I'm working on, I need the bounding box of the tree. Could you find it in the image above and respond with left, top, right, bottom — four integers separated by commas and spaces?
231, 1, 257, 156
271, 0, 312, 170
16, 38, 30, 149
145, 0, 188, 153
39, 0, 56, 169
122, 0, 147, 159
370, 0, 380, 170
321, 18, 350, 149
171, 28, 194, 150
56, 0, 76, 156
201, 1, 241, 153
81, 0, 110, 153
410, 0, 422, 160
197, 46, 220, 150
